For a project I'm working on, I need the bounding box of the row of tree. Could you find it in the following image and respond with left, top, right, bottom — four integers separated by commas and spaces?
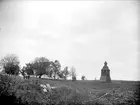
0, 54, 80, 80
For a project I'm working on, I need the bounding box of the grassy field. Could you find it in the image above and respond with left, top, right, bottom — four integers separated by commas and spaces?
0, 74, 139, 105
37, 78, 139, 91
33, 77, 139, 101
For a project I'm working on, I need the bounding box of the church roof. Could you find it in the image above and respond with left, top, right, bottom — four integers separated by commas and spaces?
102, 61, 110, 70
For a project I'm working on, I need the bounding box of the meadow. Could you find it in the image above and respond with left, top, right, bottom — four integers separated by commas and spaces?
0, 73, 139, 105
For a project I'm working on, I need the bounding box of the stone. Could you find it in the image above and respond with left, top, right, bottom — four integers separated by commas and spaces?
46, 84, 51, 91
100, 61, 111, 82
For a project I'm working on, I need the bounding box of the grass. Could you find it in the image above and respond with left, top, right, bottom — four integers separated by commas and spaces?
0, 73, 139, 105
37, 78, 139, 92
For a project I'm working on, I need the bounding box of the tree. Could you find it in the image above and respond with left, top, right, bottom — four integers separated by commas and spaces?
24, 63, 34, 75
4, 64, 20, 75
62, 66, 69, 80
20, 66, 26, 78
70, 66, 76, 81
57, 70, 64, 79
0, 54, 20, 75
47, 63, 54, 78
20, 66, 30, 79
31, 57, 51, 78
81, 75, 86, 80
19, 63, 35, 79
51, 60, 61, 79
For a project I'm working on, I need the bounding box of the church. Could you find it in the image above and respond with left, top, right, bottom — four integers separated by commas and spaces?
100, 61, 111, 82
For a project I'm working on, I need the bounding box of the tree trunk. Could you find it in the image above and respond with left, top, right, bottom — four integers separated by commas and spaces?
39, 75, 42, 78
53, 75, 55, 79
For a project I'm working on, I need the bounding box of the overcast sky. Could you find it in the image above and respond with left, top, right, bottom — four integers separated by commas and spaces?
0, 1, 139, 80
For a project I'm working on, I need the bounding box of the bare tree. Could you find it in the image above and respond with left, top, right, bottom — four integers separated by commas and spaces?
70, 66, 76, 81
57, 66, 69, 79
50, 60, 61, 79
62, 66, 69, 80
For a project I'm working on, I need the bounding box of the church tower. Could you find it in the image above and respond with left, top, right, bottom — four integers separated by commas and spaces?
100, 61, 111, 82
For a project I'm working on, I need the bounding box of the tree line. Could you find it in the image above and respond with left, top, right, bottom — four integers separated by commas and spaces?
0, 54, 78, 80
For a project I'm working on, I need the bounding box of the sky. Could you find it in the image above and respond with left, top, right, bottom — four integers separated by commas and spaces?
0, 1, 139, 81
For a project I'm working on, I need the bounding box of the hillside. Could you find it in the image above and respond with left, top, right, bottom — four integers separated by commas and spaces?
0, 74, 139, 105
37, 78, 139, 90
33, 78, 139, 98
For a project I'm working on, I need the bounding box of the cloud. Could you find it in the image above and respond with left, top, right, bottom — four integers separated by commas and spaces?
0, 1, 139, 80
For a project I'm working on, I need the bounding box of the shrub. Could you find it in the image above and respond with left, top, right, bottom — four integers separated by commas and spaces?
0, 74, 50, 105
0, 74, 14, 95
48, 86, 86, 105
14, 80, 49, 105
48, 86, 73, 104
0, 74, 139, 105
0, 74, 21, 104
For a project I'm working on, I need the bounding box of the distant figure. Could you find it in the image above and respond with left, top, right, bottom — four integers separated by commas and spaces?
94, 78, 96, 80
100, 61, 111, 82
20, 70, 30, 79
23, 73, 30, 79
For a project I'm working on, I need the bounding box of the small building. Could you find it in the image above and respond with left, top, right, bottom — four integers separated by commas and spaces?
100, 61, 111, 82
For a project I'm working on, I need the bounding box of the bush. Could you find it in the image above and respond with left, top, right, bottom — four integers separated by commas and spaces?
0, 74, 85, 105
72, 76, 76, 81
48, 86, 86, 105
0, 74, 139, 105
13, 80, 49, 105
0, 74, 50, 105
0, 74, 20, 104
0, 74, 14, 95
83, 100, 105, 105
48, 86, 74, 104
